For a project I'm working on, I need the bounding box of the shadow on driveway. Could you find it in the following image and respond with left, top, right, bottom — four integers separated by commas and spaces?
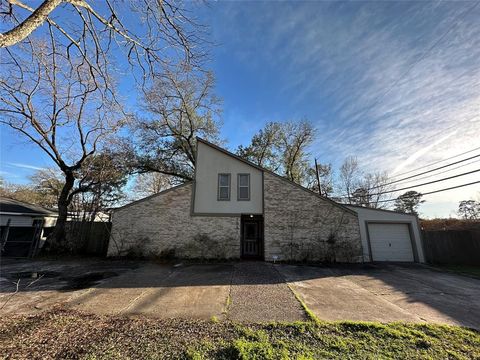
1, 258, 479, 327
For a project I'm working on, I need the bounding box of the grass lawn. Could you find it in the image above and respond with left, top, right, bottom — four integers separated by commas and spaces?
0, 308, 479, 359
438, 265, 480, 279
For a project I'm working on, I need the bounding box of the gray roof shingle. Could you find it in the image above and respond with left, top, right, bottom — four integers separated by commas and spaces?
0, 197, 57, 216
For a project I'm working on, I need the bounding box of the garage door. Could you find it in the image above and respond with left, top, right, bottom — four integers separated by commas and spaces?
368, 223, 414, 262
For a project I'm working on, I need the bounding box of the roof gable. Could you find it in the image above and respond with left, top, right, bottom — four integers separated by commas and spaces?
196, 137, 356, 215
196, 138, 264, 172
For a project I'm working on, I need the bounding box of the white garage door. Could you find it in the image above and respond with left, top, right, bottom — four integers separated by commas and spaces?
368, 223, 414, 262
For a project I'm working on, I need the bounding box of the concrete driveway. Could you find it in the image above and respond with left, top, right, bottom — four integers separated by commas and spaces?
0, 259, 305, 322
1, 259, 479, 328
277, 263, 480, 329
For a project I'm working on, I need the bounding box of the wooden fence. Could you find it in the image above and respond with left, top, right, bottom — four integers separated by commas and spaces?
422, 230, 480, 265
65, 221, 111, 256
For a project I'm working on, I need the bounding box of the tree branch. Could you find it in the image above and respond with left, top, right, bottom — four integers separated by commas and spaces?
0, 0, 63, 47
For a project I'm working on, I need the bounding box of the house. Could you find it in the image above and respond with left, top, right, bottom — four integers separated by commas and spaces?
108, 138, 424, 263
0, 197, 57, 257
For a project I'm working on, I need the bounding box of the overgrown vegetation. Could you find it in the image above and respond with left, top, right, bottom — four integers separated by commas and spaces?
421, 218, 480, 231
437, 265, 480, 279
112, 232, 234, 260
271, 206, 361, 263
0, 308, 478, 360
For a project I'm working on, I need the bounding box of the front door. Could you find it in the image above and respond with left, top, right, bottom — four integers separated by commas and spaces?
241, 215, 263, 259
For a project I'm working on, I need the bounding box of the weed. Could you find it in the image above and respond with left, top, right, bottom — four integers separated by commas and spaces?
1, 309, 479, 359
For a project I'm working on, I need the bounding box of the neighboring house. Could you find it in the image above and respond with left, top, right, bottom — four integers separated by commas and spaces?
0, 197, 57, 257
108, 138, 424, 263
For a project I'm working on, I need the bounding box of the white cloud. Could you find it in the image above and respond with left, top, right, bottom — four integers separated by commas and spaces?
6, 162, 46, 171
212, 1, 480, 216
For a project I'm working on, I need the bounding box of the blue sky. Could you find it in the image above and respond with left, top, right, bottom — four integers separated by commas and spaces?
1, 1, 479, 217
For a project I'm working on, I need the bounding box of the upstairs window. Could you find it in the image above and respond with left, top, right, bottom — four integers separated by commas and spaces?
238, 174, 250, 200
218, 173, 231, 201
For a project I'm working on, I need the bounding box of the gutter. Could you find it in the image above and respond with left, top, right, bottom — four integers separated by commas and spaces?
0, 212, 58, 217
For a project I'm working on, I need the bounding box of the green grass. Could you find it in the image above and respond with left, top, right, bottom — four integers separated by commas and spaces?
187, 321, 480, 360
286, 283, 319, 323
438, 265, 480, 278
0, 308, 478, 360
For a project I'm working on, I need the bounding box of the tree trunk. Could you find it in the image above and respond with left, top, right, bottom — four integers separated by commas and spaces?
0, 0, 64, 48
47, 171, 75, 252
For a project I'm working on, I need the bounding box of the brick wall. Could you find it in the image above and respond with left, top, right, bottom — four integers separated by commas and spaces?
107, 183, 240, 259
109, 174, 363, 262
263, 172, 363, 262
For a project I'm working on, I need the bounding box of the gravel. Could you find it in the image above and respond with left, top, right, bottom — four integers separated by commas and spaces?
227, 262, 306, 322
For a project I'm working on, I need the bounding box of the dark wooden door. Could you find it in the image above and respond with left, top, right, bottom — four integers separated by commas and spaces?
241, 216, 263, 259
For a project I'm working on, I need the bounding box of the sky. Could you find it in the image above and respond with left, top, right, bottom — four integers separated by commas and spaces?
1, 1, 479, 218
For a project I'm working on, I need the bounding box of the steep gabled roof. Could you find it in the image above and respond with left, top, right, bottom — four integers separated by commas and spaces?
113, 182, 192, 211
0, 197, 57, 216
346, 204, 415, 216
196, 137, 356, 215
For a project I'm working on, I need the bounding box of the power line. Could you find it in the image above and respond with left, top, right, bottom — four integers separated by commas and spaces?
370, 153, 480, 190
389, 158, 480, 187
316, 132, 480, 193
366, 180, 480, 204
339, 167, 480, 199
389, 145, 480, 179
374, 168, 480, 196
335, 152, 480, 197
318, 2, 479, 177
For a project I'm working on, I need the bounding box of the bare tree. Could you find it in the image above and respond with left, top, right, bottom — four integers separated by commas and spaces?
350, 172, 392, 209
70, 151, 128, 220
0, 36, 125, 248
1, 168, 63, 209
132, 172, 179, 199
0, 177, 57, 209
306, 162, 334, 197
133, 67, 222, 181
457, 199, 480, 220
0, 0, 205, 84
30, 168, 64, 207
1, 0, 207, 248
281, 120, 315, 184
338, 156, 392, 208
339, 156, 360, 203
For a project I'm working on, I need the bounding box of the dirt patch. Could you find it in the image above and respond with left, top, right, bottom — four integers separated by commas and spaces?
0, 308, 479, 360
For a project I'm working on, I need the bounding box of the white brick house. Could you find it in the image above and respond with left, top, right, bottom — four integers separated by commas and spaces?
108, 138, 424, 262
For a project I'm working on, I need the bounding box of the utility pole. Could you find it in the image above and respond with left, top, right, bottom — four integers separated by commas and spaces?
314, 158, 322, 196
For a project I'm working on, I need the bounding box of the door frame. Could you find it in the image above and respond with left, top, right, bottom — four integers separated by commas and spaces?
240, 214, 264, 260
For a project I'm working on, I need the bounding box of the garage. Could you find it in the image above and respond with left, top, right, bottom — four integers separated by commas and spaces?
367, 223, 414, 262
346, 205, 425, 263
